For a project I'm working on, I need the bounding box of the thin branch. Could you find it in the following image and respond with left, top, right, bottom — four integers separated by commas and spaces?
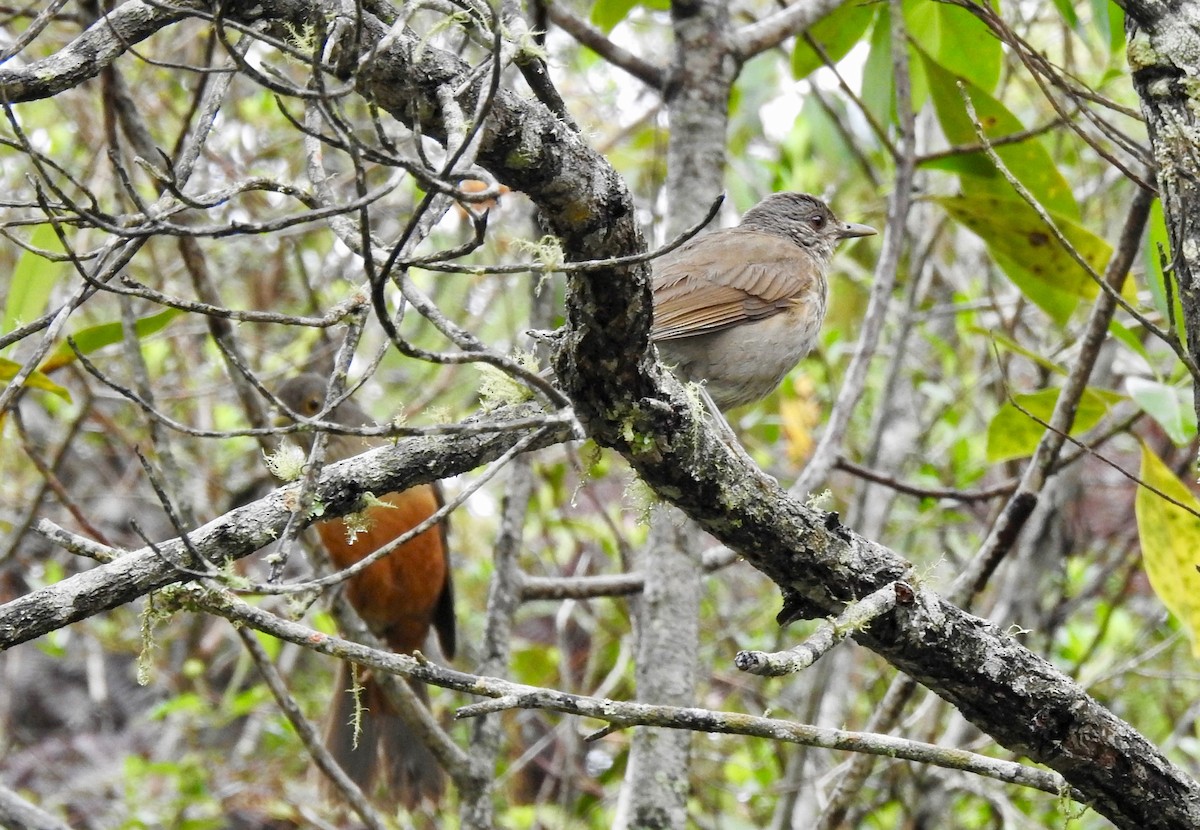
233, 625, 388, 830
5, 403, 572, 650
0, 782, 71, 830
192, 581, 1076, 801
736, 581, 906, 676
543, 4, 666, 88
792, 0, 915, 494
732, 0, 849, 61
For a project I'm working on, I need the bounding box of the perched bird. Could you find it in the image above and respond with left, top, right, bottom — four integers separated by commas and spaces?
651, 192, 875, 410
276, 373, 455, 810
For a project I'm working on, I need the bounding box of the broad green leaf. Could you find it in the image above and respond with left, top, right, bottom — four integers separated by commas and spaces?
590, 0, 636, 31
920, 50, 1079, 218
986, 387, 1122, 463
937, 193, 1112, 313
906, 0, 1002, 93
1136, 444, 1200, 657
3, 223, 68, 339
792, 2, 877, 80
39, 307, 183, 373
1127, 377, 1197, 445
1090, 0, 1126, 52
919, 152, 1006, 179
0, 357, 71, 400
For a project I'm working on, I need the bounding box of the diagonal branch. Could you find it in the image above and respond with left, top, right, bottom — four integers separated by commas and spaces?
6, 3, 1200, 825
0, 0, 194, 102
0, 404, 571, 650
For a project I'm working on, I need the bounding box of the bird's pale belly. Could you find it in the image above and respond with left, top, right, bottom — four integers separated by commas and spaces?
655, 305, 824, 410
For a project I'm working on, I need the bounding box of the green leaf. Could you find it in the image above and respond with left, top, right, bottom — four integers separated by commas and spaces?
1107, 319, 1154, 372
906, 0, 1002, 93
1090, 0, 1126, 52
861, 6, 897, 125
986, 387, 1122, 463
0, 357, 71, 400
3, 223, 69, 340
1127, 377, 1198, 445
590, 0, 666, 31
920, 50, 1079, 218
936, 193, 1113, 317
1145, 199, 1172, 318
965, 325, 1067, 375
1136, 444, 1200, 657
1144, 198, 1187, 348
591, 0, 636, 31
791, 2, 877, 80
992, 250, 1080, 326
40, 307, 184, 373
1052, 0, 1080, 29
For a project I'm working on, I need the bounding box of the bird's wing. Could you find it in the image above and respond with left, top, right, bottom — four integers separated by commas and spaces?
650, 230, 818, 341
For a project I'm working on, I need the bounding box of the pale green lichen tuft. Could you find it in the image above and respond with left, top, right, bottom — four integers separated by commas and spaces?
136, 595, 174, 686
264, 443, 307, 482
478, 354, 538, 410
805, 489, 834, 511
514, 234, 566, 273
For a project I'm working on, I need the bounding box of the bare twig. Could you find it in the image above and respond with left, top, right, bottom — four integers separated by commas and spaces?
736, 582, 906, 676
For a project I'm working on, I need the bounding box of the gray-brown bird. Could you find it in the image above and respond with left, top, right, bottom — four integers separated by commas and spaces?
651, 192, 875, 409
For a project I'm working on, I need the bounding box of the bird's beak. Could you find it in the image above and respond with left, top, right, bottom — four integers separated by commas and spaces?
838, 221, 877, 240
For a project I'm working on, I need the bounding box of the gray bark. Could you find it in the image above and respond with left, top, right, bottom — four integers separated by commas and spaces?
616, 2, 738, 826
2, 3, 1200, 826
1125, 2, 1200, 423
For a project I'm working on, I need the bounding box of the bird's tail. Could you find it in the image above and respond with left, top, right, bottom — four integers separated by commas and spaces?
320, 661, 445, 810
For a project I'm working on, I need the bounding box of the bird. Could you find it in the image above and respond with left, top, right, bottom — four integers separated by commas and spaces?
651, 192, 875, 410
275, 373, 455, 810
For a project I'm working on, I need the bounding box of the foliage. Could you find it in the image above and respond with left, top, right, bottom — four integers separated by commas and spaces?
1, 0, 1198, 828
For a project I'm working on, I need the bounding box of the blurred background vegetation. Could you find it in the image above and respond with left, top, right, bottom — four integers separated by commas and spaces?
2, 0, 1197, 828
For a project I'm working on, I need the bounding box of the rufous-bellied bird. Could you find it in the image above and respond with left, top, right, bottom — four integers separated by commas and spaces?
276, 373, 455, 810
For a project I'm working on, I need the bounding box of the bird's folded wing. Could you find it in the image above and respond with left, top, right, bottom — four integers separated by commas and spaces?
650, 230, 818, 340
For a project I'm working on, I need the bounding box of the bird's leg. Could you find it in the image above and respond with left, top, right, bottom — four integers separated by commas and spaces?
697, 387, 779, 487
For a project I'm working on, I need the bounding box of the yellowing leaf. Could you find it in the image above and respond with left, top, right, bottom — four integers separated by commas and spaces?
991, 250, 1080, 326
0, 357, 71, 401
938, 194, 1111, 304
1136, 445, 1200, 657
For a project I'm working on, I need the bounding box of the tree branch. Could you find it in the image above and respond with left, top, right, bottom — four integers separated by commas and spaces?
0, 404, 571, 649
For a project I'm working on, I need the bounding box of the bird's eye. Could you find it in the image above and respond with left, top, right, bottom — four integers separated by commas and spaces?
809, 214, 826, 228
